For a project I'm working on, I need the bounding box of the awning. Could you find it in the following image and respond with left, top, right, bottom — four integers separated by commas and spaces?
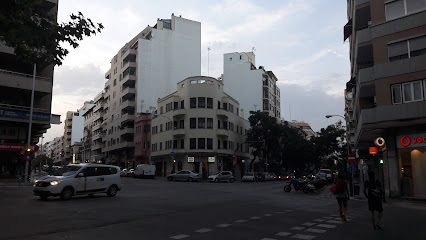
344, 19, 352, 41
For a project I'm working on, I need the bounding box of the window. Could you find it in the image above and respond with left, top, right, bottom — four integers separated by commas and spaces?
160, 106, 163, 114
223, 103, 227, 111
174, 101, 179, 110
386, 0, 426, 21
160, 142, 162, 150
207, 98, 213, 108
403, 81, 423, 102
218, 139, 221, 149
198, 138, 205, 149
198, 118, 205, 128
190, 98, 197, 108
181, 100, 184, 109
223, 140, 228, 149
190, 138, 196, 149
114, 79, 117, 86
410, 36, 426, 57
190, 118, 196, 128
198, 97, 205, 108
179, 120, 184, 129
173, 140, 177, 149
218, 101, 221, 109
389, 36, 426, 61
391, 84, 402, 104
229, 104, 234, 113
388, 41, 409, 61
207, 138, 213, 149
160, 124, 163, 132
207, 118, 213, 129
218, 120, 221, 129
174, 121, 178, 129
180, 139, 184, 149
223, 121, 228, 130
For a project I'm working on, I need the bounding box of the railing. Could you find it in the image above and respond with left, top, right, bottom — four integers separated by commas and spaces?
0, 68, 51, 81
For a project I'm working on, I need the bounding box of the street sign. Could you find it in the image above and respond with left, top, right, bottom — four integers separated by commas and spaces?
349, 163, 355, 172
24, 153, 32, 161
170, 152, 175, 157
208, 157, 215, 163
188, 157, 194, 163
347, 154, 356, 163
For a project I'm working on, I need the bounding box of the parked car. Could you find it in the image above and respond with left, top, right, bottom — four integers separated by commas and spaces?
167, 170, 202, 182
126, 169, 134, 177
255, 172, 266, 182
120, 168, 127, 177
242, 172, 255, 182
208, 171, 235, 183
316, 169, 333, 183
268, 172, 278, 181
33, 163, 122, 200
133, 164, 156, 178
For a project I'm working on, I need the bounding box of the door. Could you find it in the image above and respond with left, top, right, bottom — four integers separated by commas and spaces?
82, 167, 99, 193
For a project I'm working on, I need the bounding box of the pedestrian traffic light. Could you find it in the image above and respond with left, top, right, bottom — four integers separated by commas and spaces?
26, 148, 32, 152
380, 159, 384, 164
173, 159, 176, 163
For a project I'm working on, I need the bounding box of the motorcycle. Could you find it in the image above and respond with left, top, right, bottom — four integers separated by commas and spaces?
284, 178, 316, 193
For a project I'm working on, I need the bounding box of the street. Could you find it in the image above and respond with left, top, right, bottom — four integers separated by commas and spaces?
1, 178, 425, 240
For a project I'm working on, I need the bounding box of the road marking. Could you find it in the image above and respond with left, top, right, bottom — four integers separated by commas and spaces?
264, 214, 273, 216
195, 228, 212, 233
234, 219, 248, 223
275, 232, 292, 237
316, 224, 337, 228
327, 220, 344, 224
302, 222, 316, 226
291, 234, 316, 240
305, 228, 327, 233
291, 227, 306, 230
260, 238, 277, 240
313, 219, 325, 222
275, 211, 285, 214
216, 224, 231, 227
170, 234, 190, 239
286, 210, 294, 212
250, 216, 261, 219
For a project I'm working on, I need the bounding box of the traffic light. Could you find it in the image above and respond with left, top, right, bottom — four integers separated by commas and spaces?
27, 148, 32, 152
173, 159, 176, 163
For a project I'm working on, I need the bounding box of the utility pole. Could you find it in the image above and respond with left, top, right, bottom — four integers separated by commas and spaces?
24, 63, 36, 184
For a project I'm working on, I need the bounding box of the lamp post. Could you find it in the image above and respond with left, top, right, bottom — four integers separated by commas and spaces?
325, 114, 353, 196
39, 136, 44, 174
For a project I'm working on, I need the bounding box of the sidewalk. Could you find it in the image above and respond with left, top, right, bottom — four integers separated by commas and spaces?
0, 171, 48, 186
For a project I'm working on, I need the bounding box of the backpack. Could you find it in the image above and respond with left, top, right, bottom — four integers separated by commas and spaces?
329, 184, 337, 194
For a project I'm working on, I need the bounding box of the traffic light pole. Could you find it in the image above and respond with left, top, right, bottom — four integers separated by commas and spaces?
24, 64, 36, 184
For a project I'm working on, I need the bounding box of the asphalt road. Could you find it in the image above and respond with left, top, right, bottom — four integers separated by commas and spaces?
1, 178, 425, 240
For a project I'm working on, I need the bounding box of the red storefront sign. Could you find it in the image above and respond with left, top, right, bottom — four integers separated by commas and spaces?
0, 143, 39, 152
369, 147, 377, 155
400, 136, 426, 147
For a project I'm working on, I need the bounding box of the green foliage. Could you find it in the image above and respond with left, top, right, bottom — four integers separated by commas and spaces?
0, 0, 103, 67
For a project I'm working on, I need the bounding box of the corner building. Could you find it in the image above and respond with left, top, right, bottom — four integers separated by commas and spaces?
151, 76, 253, 179
345, 0, 426, 198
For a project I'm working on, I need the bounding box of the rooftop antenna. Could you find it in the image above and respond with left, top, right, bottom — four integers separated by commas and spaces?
208, 47, 211, 76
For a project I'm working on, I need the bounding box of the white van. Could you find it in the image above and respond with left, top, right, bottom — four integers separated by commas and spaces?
133, 164, 156, 178
33, 163, 122, 200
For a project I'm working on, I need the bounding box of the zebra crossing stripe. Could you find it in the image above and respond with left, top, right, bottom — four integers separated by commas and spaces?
316, 224, 337, 228
170, 234, 190, 239
275, 232, 292, 237
291, 234, 316, 240
305, 228, 327, 233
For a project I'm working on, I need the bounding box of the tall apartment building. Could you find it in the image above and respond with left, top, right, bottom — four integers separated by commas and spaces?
345, 0, 426, 198
0, 0, 60, 176
223, 52, 281, 120
102, 14, 201, 167
151, 76, 252, 179
51, 136, 63, 164
81, 105, 96, 162
62, 101, 95, 164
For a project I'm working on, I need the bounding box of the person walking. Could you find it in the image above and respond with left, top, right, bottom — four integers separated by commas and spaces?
364, 171, 384, 230
335, 171, 350, 221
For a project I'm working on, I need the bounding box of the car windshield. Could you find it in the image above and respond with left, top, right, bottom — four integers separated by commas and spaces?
52, 166, 82, 177
320, 170, 332, 174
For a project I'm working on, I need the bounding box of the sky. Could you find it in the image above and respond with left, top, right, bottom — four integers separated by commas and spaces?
43, 0, 350, 143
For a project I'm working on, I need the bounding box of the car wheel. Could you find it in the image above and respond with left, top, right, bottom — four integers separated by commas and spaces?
107, 185, 118, 197
60, 187, 73, 200
214, 178, 219, 183
168, 176, 173, 181
188, 177, 193, 182
284, 185, 291, 192
230, 178, 235, 183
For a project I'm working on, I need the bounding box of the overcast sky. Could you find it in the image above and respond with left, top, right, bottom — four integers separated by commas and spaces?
43, 0, 349, 143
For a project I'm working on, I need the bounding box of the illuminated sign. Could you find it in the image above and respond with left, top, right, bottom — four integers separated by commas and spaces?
369, 147, 377, 155
208, 157, 215, 163
375, 137, 385, 147
188, 157, 194, 163
397, 133, 426, 148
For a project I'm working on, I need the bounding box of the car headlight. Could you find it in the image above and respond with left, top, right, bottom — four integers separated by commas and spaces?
50, 180, 61, 186
34, 179, 39, 183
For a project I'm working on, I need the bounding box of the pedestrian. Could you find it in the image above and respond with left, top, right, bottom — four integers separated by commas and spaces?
364, 170, 383, 230
335, 171, 349, 221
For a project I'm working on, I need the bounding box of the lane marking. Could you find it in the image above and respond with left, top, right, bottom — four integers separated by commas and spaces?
316, 224, 337, 228
291, 234, 316, 240
234, 219, 248, 223
264, 214, 273, 216
323, 217, 333, 219
291, 227, 306, 230
275, 232, 292, 237
260, 238, 277, 240
313, 219, 325, 222
216, 224, 232, 227
327, 220, 344, 224
170, 234, 190, 239
195, 228, 212, 233
305, 228, 327, 233
286, 210, 294, 212
302, 222, 316, 226
250, 216, 261, 220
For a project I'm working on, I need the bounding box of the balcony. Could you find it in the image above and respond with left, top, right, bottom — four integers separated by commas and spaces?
0, 69, 52, 93
93, 104, 103, 113
121, 48, 137, 62
122, 100, 135, 111
122, 73, 136, 88
92, 123, 102, 131
173, 128, 186, 136
121, 113, 135, 124
92, 143, 104, 151
122, 61, 136, 72
172, 109, 186, 117
120, 127, 134, 136
216, 109, 229, 118
216, 129, 229, 137
92, 132, 105, 141
122, 87, 136, 100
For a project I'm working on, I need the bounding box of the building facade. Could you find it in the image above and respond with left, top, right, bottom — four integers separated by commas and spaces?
102, 14, 201, 167
345, 0, 426, 198
82, 105, 96, 162
151, 76, 253, 179
0, 0, 59, 176
291, 121, 317, 140
134, 113, 152, 167
223, 52, 281, 120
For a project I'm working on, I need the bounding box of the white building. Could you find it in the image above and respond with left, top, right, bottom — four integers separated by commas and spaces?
102, 14, 201, 166
223, 52, 281, 120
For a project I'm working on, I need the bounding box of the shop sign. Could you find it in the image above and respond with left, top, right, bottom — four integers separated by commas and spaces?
0, 143, 39, 152
208, 157, 215, 163
188, 157, 194, 163
369, 147, 377, 155
0, 109, 50, 122
397, 133, 426, 148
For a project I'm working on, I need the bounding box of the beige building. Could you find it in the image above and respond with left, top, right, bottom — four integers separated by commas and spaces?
345, 0, 426, 198
291, 121, 317, 140
151, 76, 253, 179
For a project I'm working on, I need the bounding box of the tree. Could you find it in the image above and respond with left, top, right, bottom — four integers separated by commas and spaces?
0, 0, 104, 67
311, 121, 347, 170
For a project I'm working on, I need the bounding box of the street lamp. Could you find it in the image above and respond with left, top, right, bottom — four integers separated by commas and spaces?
325, 114, 354, 196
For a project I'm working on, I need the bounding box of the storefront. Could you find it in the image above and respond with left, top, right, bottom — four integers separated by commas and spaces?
397, 133, 426, 198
